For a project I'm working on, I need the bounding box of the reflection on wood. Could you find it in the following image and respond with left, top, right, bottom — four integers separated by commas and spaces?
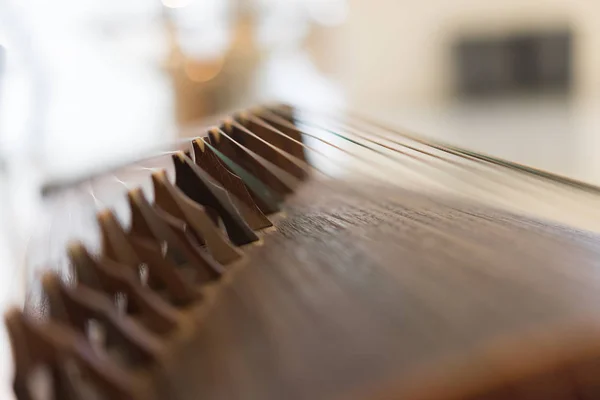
9, 105, 600, 399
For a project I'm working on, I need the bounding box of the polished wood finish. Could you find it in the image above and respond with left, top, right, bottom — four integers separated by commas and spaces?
8, 105, 600, 400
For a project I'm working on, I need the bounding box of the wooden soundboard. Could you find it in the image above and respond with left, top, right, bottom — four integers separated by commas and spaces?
8, 105, 600, 399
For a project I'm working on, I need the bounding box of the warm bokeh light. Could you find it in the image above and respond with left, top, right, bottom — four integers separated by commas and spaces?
183, 57, 224, 83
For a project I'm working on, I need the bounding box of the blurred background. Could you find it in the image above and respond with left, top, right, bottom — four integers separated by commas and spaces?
1, 0, 600, 395
2, 4, 600, 274
4, 0, 600, 183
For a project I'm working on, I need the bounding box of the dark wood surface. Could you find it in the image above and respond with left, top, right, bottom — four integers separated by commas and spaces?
160, 178, 600, 400
15, 116, 600, 399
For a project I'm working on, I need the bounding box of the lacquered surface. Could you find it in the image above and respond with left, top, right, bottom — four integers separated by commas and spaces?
4, 119, 600, 399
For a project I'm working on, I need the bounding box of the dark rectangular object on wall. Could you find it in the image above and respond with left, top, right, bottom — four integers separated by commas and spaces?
455, 30, 572, 97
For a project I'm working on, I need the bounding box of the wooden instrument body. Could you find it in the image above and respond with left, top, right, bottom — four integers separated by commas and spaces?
8, 107, 600, 400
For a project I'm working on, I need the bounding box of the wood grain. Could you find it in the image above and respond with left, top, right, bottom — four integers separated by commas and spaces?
153, 178, 600, 400
15, 114, 600, 399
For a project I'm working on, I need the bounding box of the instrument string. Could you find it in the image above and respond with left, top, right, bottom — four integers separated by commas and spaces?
59, 107, 598, 238
260, 108, 540, 201
52, 107, 600, 278
289, 115, 555, 215
290, 107, 553, 191
287, 108, 600, 225
233, 120, 586, 289
243, 118, 600, 276
26, 108, 600, 380
216, 124, 396, 185
306, 106, 600, 195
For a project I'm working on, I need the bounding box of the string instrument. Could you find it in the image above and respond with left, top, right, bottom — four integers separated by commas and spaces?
7, 104, 600, 400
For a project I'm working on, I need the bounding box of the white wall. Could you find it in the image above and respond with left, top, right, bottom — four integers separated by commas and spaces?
320, 0, 600, 106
